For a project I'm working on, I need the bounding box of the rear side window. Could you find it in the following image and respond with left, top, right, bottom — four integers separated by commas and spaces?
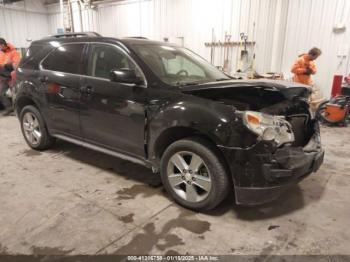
41, 44, 85, 74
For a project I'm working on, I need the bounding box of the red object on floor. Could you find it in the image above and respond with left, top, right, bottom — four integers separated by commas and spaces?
325, 104, 348, 122
331, 75, 343, 97
345, 75, 350, 85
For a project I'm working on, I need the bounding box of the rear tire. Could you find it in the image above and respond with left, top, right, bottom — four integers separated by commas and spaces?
160, 137, 230, 211
20, 105, 55, 150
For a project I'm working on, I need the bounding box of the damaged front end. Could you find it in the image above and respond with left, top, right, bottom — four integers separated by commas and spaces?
184, 81, 325, 205
220, 119, 324, 205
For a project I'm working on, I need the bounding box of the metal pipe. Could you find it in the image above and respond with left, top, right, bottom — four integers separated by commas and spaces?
60, 0, 64, 30
92, 0, 149, 8
78, 0, 83, 32
210, 28, 214, 64
68, 0, 74, 32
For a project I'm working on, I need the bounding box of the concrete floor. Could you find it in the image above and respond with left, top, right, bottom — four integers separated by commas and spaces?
0, 114, 350, 256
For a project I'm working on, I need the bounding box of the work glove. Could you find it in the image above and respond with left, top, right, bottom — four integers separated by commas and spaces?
0, 64, 12, 78
4, 63, 14, 72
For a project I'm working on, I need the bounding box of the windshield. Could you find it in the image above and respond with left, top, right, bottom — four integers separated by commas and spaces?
131, 44, 230, 86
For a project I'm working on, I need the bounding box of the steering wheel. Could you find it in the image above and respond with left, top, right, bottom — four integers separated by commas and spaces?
176, 69, 189, 76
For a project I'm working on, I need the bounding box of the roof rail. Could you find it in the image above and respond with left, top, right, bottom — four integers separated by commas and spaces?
47, 32, 101, 39
127, 36, 148, 39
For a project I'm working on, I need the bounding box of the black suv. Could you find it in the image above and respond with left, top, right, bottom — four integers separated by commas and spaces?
13, 33, 324, 210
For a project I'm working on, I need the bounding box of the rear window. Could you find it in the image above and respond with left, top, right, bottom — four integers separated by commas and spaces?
41, 44, 85, 74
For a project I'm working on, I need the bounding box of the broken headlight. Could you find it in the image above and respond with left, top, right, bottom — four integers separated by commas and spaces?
243, 111, 294, 146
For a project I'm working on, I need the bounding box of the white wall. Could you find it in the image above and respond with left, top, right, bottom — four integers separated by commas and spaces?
281, 0, 350, 97
95, 0, 280, 75
47, 0, 284, 75
4, 0, 348, 97
45, 0, 350, 96
0, 0, 49, 48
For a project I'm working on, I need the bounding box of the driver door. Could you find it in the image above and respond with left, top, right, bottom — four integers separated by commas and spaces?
79, 43, 148, 158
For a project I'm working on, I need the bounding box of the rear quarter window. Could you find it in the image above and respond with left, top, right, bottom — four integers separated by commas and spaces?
41, 44, 85, 74
20, 45, 52, 70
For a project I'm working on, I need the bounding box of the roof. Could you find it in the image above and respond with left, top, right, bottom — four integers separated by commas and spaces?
32, 33, 176, 48
119, 37, 176, 46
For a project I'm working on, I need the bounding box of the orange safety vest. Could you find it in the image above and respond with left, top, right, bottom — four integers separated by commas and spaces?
0, 43, 20, 69
291, 54, 317, 86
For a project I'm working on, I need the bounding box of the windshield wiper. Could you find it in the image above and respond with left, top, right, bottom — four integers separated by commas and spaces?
174, 81, 203, 86
215, 78, 230, 82
175, 78, 229, 86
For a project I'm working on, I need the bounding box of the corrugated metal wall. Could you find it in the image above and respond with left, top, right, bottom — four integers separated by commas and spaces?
281, 0, 350, 97
95, 0, 280, 75
47, 0, 350, 96
2, 0, 349, 96
47, 5, 61, 34
0, 0, 49, 48
47, 0, 283, 76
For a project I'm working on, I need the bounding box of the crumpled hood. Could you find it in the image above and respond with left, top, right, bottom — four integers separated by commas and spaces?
180, 79, 311, 100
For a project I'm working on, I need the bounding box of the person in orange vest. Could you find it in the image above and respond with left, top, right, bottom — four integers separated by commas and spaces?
0, 38, 20, 116
291, 47, 322, 86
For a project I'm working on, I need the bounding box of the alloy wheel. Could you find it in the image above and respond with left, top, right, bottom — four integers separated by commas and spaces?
22, 112, 42, 146
166, 151, 212, 203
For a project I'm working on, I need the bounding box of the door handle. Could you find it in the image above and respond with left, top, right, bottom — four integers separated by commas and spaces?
81, 86, 94, 95
39, 76, 49, 83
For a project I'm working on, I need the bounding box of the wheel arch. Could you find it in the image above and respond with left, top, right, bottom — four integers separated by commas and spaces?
15, 95, 40, 117
15, 95, 52, 135
151, 126, 231, 175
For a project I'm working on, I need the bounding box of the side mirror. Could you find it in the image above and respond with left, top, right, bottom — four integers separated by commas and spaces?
110, 69, 143, 84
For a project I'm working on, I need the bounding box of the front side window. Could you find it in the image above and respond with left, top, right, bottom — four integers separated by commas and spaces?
87, 44, 143, 80
41, 44, 85, 74
131, 44, 230, 86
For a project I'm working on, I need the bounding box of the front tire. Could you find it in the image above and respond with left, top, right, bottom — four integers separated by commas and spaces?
160, 137, 230, 211
20, 105, 55, 150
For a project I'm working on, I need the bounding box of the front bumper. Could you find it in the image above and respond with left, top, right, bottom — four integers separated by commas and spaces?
220, 120, 324, 205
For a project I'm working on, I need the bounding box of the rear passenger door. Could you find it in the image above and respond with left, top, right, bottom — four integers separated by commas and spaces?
40, 43, 85, 138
